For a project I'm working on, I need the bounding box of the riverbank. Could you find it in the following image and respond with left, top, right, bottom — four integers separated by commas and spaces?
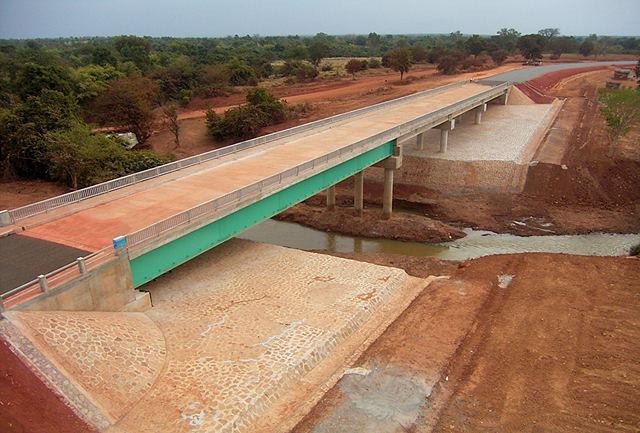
276, 204, 466, 243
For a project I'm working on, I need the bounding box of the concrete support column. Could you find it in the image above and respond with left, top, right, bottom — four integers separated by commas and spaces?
439, 129, 449, 153
354, 171, 364, 216
416, 132, 425, 151
382, 167, 394, 220
327, 185, 336, 211
474, 104, 486, 124
438, 119, 455, 153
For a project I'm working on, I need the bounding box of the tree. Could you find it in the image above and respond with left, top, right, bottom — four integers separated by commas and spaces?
224, 57, 256, 86
345, 58, 363, 79
92, 76, 158, 143
91, 46, 117, 68
15, 63, 73, 100
308, 38, 331, 66
465, 35, 487, 58
114, 35, 152, 72
436, 50, 466, 75
547, 36, 578, 59
538, 28, 560, 42
599, 86, 640, 157
161, 105, 180, 147
410, 45, 428, 63
517, 34, 546, 61
579, 40, 595, 57
367, 32, 381, 55
388, 48, 412, 81
495, 28, 521, 53
206, 88, 287, 140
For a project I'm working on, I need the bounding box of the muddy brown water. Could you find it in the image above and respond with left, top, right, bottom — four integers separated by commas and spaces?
238, 219, 640, 260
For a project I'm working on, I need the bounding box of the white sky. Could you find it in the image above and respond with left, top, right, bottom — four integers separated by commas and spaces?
0, 0, 638, 39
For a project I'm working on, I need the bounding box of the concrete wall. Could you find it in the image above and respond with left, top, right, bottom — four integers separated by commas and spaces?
12, 252, 150, 313
377, 157, 530, 193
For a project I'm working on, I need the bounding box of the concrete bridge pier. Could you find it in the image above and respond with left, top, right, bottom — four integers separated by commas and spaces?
416, 132, 425, 151
326, 185, 336, 211
374, 141, 403, 219
354, 171, 364, 216
438, 119, 455, 153
475, 103, 487, 124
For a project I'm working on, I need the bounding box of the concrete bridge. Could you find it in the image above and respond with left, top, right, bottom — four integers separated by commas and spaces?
0, 80, 510, 311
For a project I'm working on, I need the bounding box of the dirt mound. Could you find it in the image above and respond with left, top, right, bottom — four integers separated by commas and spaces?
528, 65, 614, 90
524, 160, 640, 208
277, 203, 466, 243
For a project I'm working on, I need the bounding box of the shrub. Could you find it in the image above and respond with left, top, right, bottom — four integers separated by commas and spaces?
205, 88, 288, 140
368, 57, 381, 69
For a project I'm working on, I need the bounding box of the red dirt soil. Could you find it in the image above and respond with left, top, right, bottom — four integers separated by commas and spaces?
0, 338, 97, 433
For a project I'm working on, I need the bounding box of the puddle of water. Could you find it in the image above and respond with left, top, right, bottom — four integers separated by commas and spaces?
238, 219, 640, 261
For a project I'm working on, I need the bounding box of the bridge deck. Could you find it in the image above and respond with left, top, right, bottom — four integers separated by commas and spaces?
6, 82, 494, 255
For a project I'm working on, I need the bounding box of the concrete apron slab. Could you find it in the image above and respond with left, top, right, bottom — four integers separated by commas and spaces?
1, 239, 433, 433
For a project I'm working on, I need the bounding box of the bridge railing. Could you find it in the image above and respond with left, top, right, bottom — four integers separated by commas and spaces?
125, 82, 509, 249
0, 245, 116, 311
3, 80, 470, 226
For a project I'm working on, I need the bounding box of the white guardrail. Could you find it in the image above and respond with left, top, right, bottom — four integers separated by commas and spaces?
1, 81, 509, 310
4, 80, 473, 226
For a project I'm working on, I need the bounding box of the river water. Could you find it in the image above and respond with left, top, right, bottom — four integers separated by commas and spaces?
238, 219, 640, 261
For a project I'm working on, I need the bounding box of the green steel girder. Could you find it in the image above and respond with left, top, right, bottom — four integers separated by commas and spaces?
130, 142, 394, 287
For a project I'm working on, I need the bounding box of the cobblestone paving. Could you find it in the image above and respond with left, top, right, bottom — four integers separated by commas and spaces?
403, 105, 556, 163
3, 239, 427, 433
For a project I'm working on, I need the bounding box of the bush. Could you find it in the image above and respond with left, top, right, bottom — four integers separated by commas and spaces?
295, 62, 319, 82
205, 88, 288, 140
47, 125, 168, 189
368, 57, 381, 69
321, 63, 333, 72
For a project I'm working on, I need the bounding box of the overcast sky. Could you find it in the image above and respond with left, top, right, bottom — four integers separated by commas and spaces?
0, 0, 638, 40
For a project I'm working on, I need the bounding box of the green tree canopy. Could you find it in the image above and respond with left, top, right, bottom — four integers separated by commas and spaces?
517, 34, 546, 60
388, 48, 413, 81
15, 63, 73, 100
114, 35, 152, 72
92, 75, 158, 143
599, 86, 640, 157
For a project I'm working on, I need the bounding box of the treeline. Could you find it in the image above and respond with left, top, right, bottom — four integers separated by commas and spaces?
0, 29, 638, 188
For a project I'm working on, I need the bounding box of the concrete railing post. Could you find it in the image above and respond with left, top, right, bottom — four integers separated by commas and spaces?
113, 236, 128, 258
77, 257, 87, 275
38, 275, 49, 293
0, 210, 11, 227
